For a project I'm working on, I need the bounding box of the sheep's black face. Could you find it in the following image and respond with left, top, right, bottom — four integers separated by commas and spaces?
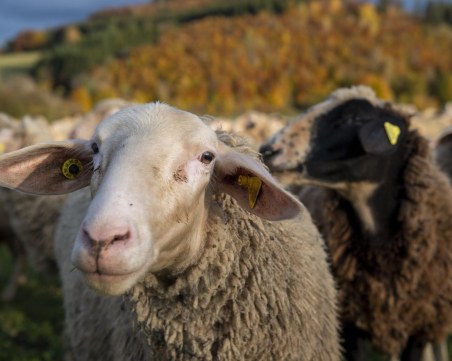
304, 99, 407, 183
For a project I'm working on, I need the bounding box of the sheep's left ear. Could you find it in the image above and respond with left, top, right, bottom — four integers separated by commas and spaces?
215, 143, 303, 221
0, 140, 92, 195
358, 118, 406, 155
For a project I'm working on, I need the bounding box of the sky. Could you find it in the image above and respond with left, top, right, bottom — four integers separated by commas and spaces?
0, 0, 450, 48
0, 0, 149, 47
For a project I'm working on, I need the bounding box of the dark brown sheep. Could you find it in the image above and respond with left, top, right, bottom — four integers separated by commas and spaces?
260, 86, 452, 361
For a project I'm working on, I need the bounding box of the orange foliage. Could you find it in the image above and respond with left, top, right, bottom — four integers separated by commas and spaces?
9, 30, 48, 52
81, 1, 452, 115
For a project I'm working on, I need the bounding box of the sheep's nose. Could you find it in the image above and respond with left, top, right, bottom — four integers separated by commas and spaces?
259, 143, 280, 164
82, 224, 131, 254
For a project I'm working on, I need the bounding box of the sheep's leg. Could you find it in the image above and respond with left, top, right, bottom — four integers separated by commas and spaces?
431, 340, 448, 361
1, 239, 26, 302
420, 344, 435, 361
400, 336, 425, 361
342, 323, 369, 361
0, 245, 25, 302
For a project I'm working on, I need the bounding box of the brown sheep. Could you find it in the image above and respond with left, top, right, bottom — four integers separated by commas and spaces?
260, 86, 452, 361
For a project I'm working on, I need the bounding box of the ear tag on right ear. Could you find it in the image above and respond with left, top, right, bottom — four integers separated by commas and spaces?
384, 122, 401, 145
0, 143, 5, 154
62, 159, 83, 180
238, 175, 262, 209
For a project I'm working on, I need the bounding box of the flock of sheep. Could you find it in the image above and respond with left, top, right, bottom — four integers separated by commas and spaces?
0, 85, 451, 361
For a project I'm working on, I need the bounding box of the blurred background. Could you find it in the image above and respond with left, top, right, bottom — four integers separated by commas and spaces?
0, 0, 451, 360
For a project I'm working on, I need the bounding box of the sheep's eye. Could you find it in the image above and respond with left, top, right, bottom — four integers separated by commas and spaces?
200, 151, 215, 164
91, 142, 99, 154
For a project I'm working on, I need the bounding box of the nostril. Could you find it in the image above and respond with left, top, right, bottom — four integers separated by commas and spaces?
259, 144, 281, 163
82, 224, 131, 248
112, 231, 130, 243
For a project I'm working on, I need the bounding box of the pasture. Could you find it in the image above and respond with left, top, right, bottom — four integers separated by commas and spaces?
0, 246, 64, 361
0, 52, 41, 80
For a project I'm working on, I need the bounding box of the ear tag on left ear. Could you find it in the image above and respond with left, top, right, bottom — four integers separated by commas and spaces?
0, 143, 5, 154
238, 175, 262, 209
62, 159, 83, 180
384, 122, 401, 145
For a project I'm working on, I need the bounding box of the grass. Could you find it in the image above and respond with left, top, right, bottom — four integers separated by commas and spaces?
0, 245, 65, 361
0, 52, 41, 79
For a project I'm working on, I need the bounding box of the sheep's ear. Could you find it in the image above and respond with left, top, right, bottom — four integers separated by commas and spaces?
0, 140, 92, 195
358, 119, 405, 155
215, 144, 303, 221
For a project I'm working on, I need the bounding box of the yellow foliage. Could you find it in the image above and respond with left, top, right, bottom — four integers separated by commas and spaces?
359, 74, 393, 100
70, 86, 92, 112
359, 3, 380, 36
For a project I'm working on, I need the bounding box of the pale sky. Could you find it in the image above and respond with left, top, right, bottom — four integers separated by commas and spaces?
0, 0, 149, 46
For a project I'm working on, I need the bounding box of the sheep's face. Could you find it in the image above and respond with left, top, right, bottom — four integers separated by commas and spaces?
72, 104, 223, 295
259, 116, 312, 173
0, 103, 302, 296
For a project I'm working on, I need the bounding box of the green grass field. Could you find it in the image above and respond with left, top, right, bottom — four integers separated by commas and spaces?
0, 52, 41, 79
0, 245, 64, 361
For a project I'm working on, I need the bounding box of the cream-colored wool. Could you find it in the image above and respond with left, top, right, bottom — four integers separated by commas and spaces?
56, 188, 339, 361
129, 193, 338, 361
52, 132, 340, 361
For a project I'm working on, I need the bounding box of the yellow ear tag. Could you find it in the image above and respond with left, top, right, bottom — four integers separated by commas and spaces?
62, 159, 83, 180
237, 175, 262, 209
384, 122, 401, 145
0, 143, 5, 154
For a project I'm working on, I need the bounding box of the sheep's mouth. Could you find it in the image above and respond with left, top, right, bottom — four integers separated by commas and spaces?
83, 269, 140, 287
81, 269, 144, 295
84, 270, 136, 283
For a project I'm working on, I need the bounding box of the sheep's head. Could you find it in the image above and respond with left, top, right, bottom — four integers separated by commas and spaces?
0, 103, 302, 296
260, 87, 410, 186
260, 86, 411, 234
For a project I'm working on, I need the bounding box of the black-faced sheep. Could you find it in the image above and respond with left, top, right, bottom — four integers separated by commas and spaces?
0, 103, 340, 361
259, 86, 452, 361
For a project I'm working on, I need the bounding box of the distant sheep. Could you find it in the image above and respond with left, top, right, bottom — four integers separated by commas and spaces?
0, 113, 57, 300
69, 98, 135, 139
0, 103, 340, 360
434, 125, 452, 181
209, 110, 285, 149
260, 86, 452, 361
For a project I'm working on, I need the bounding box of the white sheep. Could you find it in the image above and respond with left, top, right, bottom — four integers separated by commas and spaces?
0, 102, 340, 360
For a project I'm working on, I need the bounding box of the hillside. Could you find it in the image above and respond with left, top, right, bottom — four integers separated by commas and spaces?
74, 1, 452, 115
0, 0, 451, 118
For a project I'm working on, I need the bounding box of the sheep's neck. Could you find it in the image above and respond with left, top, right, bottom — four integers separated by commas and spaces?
336, 178, 401, 246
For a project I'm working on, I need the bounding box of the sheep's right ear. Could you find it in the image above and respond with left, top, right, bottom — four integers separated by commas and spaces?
215, 143, 303, 221
0, 140, 92, 195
